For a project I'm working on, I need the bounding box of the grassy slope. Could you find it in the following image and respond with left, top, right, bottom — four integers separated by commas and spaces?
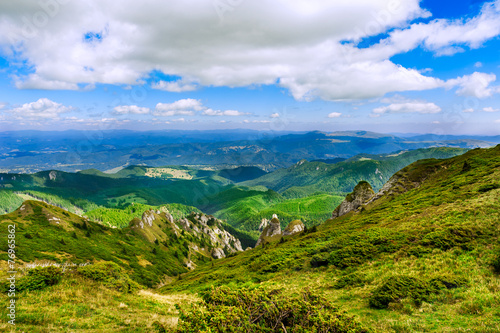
163, 145, 500, 332
0, 201, 191, 288
0, 268, 198, 332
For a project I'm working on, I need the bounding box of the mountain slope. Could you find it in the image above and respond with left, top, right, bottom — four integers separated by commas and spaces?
241, 147, 469, 196
164, 145, 500, 332
0, 200, 244, 287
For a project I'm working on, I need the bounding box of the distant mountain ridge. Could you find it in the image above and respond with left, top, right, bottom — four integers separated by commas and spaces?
0, 130, 494, 173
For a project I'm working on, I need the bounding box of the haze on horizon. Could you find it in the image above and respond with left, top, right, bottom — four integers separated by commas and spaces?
0, 0, 500, 135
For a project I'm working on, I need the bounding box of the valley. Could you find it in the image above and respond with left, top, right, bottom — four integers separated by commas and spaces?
1, 141, 499, 332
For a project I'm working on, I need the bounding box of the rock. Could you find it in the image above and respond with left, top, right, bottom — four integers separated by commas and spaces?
258, 218, 269, 231
141, 210, 156, 227
256, 215, 281, 246
283, 220, 305, 236
211, 248, 226, 259
332, 181, 374, 218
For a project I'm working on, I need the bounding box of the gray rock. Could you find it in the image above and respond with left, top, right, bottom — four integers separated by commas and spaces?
332, 181, 374, 218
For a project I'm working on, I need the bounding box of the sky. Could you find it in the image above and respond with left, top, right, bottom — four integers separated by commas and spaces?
0, 0, 500, 135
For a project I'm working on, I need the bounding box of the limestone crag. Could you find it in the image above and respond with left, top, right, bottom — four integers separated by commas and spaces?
256, 215, 305, 246
332, 181, 375, 218
258, 218, 269, 231
282, 220, 305, 236
129, 208, 243, 265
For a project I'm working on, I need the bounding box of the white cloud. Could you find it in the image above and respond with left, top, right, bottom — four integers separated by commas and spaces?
0, 102, 6, 110
475, 62, 483, 68
372, 1, 500, 57
243, 119, 270, 124
1, 0, 500, 100
9, 98, 72, 119
152, 79, 198, 92
463, 108, 474, 113
113, 105, 150, 114
373, 102, 441, 115
432, 120, 440, 124
327, 112, 342, 118
202, 109, 248, 116
446, 72, 497, 98
270, 113, 280, 118
483, 107, 500, 112
154, 98, 203, 116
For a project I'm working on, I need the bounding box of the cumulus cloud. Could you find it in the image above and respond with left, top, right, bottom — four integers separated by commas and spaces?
270, 113, 280, 118
9, 98, 72, 119
154, 98, 203, 116
152, 79, 199, 92
463, 108, 475, 113
483, 107, 500, 112
0, 0, 499, 100
113, 105, 150, 114
327, 112, 342, 118
202, 109, 248, 116
243, 119, 271, 124
446, 72, 498, 98
373, 101, 442, 115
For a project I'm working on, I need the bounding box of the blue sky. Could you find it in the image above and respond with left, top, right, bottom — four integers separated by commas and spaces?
0, 0, 499, 134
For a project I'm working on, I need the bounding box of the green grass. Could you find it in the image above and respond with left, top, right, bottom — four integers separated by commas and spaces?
162, 145, 500, 332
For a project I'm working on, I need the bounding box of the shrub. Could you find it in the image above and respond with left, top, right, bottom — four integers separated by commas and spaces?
429, 273, 467, 290
77, 261, 139, 293
310, 253, 329, 267
369, 275, 434, 309
176, 286, 370, 332
333, 272, 366, 289
17, 266, 63, 292
478, 183, 500, 193
421, 226, 478, 251
492, 254, 500, 274
329, 243, 378, 268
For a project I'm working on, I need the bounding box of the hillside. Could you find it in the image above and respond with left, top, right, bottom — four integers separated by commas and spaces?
0, 148, 470, 238
0, 200, 243, 287
163, 145, 500, 332
241, 147, 468, 197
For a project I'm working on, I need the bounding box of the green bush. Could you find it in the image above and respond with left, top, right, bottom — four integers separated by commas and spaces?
333, 272, 366, 289
77, 261, 139, 293
429, 273, 467, 290
17, 266, 63, 292
175, 286, 370, 332
329, 243, 378, 268
492, 254, 500, 274
421, 226, 478, 251
368, 275, 435, 309
310, 253, 329, 267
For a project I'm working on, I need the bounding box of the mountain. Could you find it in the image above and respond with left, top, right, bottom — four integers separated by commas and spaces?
0, 130, 493, 173
0, 147, 470, 236
0, 200, 244, 287
240, 147, 469, 196
163, 144, 500, 332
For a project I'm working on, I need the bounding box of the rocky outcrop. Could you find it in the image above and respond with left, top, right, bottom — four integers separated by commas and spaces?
283, 220, 305, 236
332, 181, 375, 218
256, 215, 305, 246
256, 214, 281, 246
211, 248, 226, 259
129, 208, 243, 263
258, 218, 269, 231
